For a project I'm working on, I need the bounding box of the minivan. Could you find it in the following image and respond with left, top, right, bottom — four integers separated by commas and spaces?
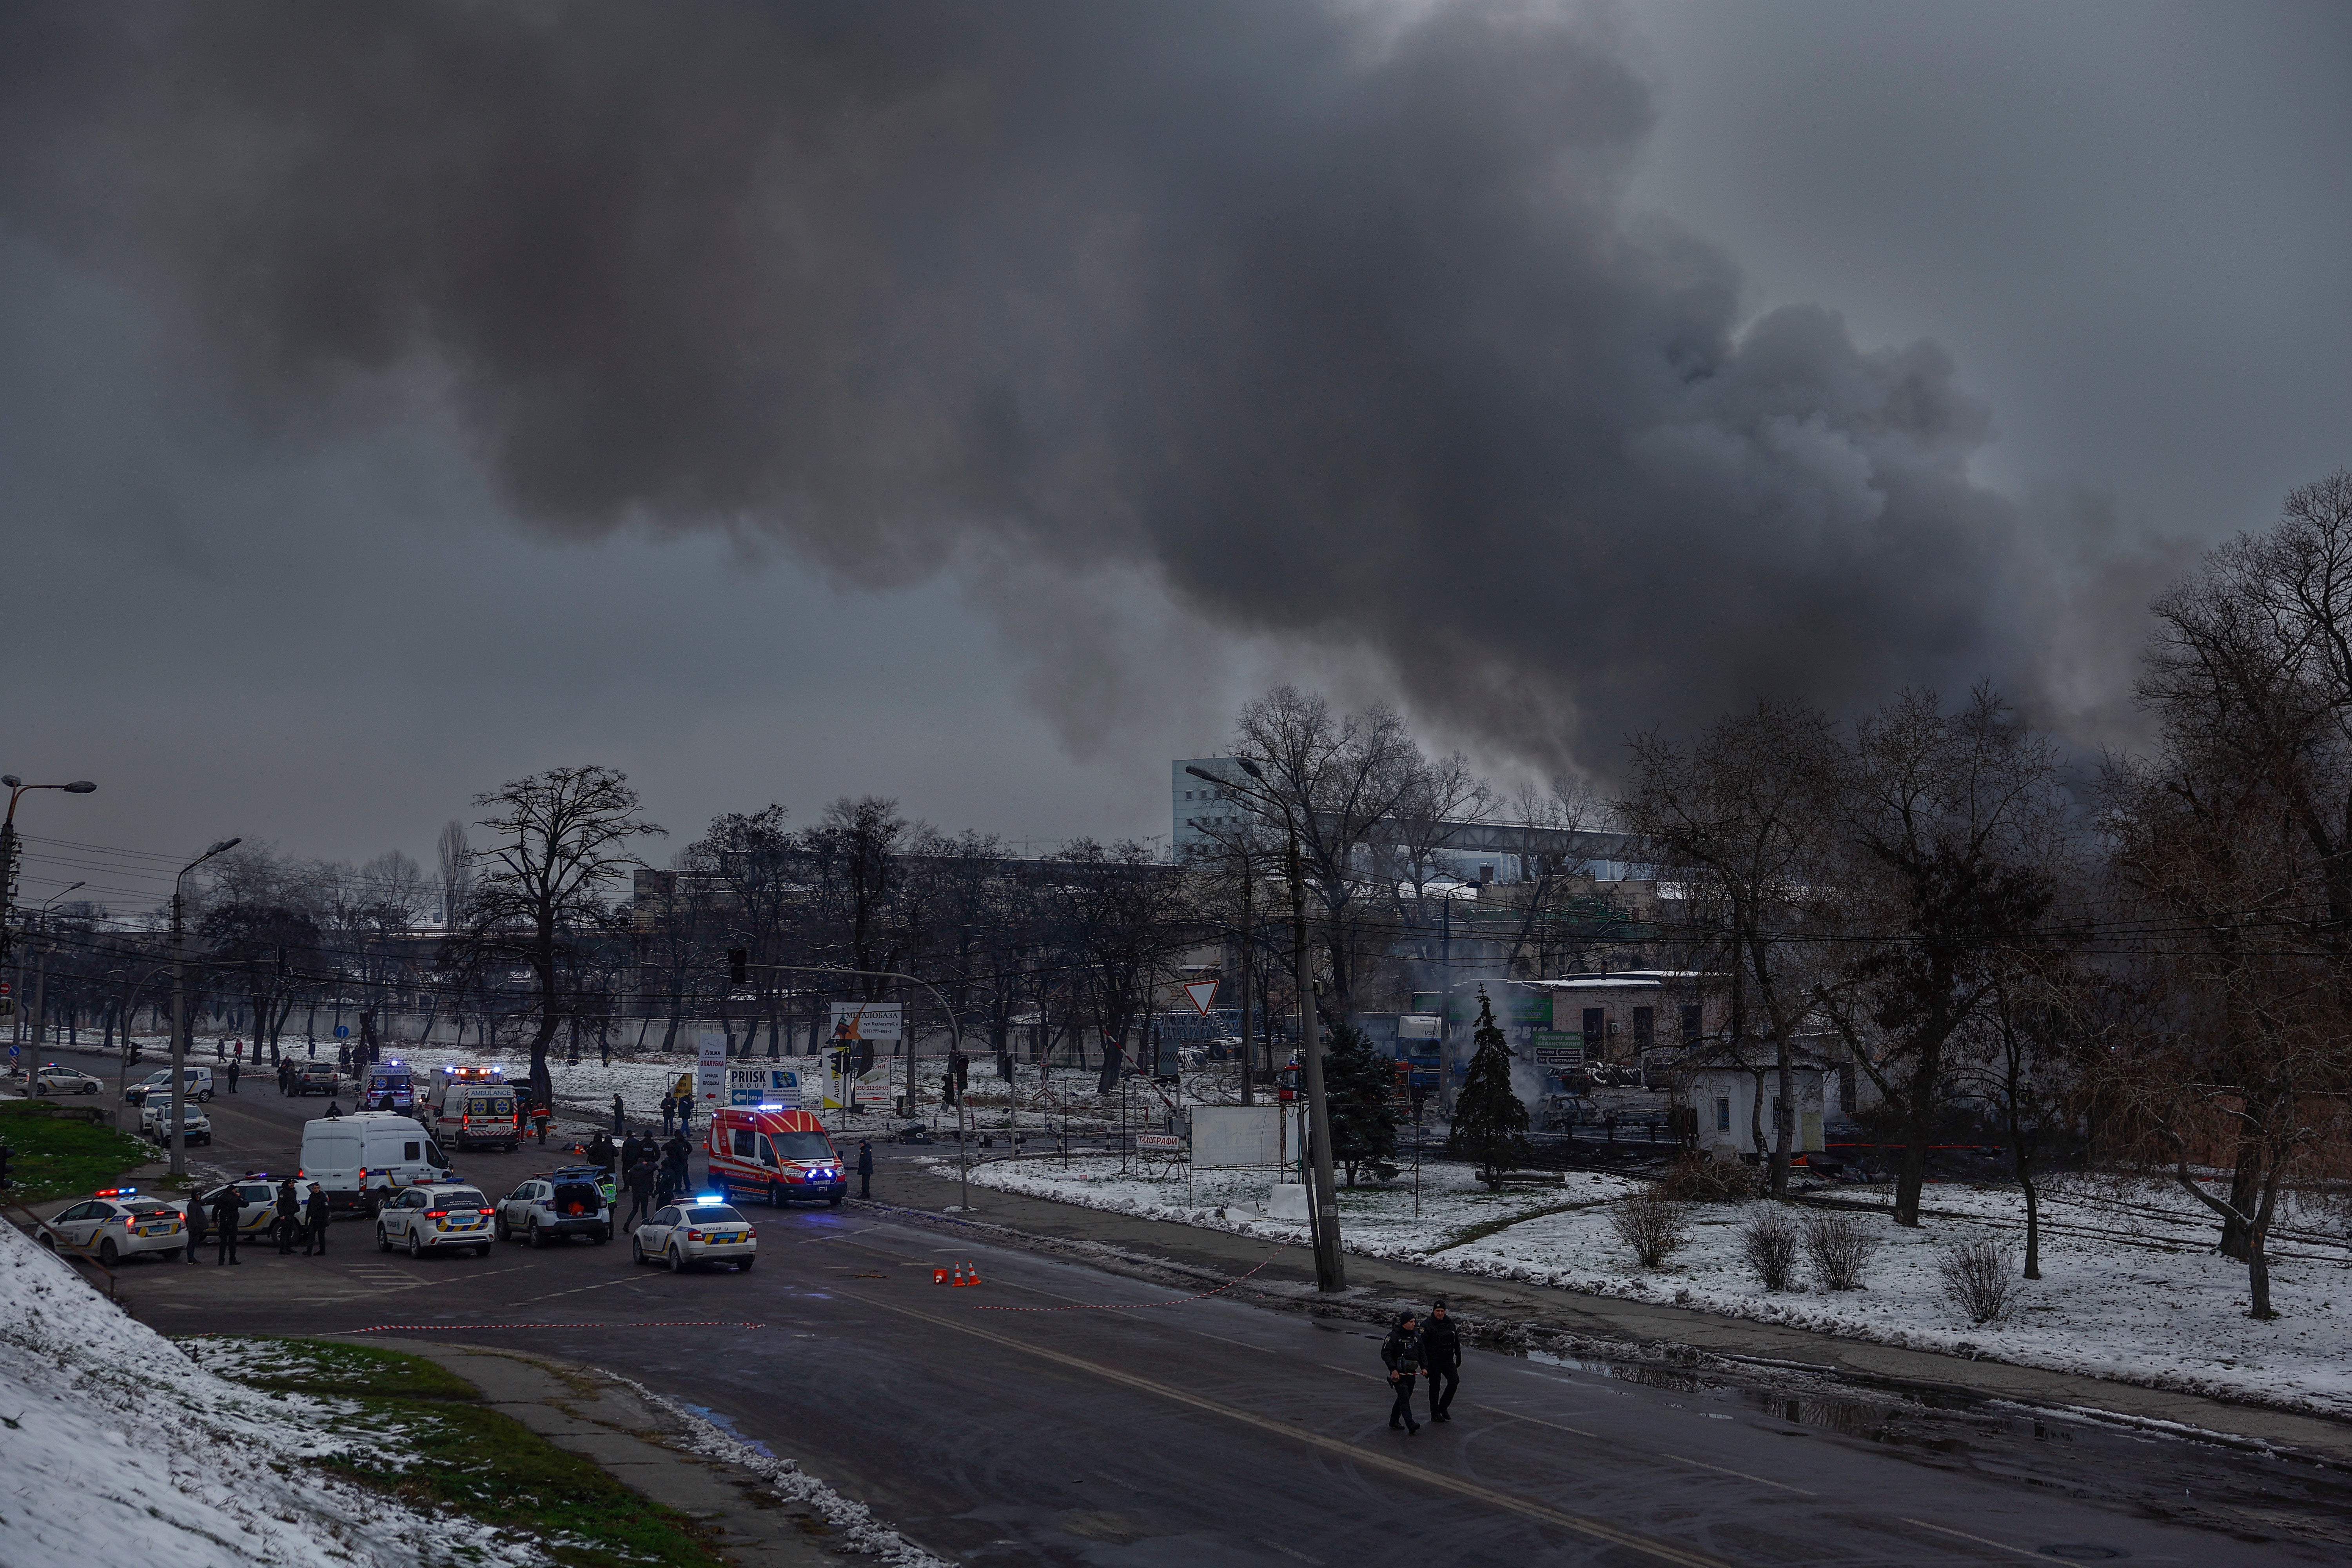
299, 1112, 452, 1213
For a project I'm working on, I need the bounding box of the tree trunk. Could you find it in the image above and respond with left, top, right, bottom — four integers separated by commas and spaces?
2218, 1133, 2263, 1262
2020, 1167, 2041, 1280
1769, 1036, 1793, 1199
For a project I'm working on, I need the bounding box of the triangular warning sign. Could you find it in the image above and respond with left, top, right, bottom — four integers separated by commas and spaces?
1183, 979, 1220, 1015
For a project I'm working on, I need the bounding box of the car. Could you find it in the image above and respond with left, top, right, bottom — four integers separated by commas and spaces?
630, 1197, 757, 1272
495, 1170, 613, 1247
185, 1176, 319, 1246
292, 1064, 342, 1096
374, 1183, 493, 1258
123, 1066, 215, 1105
138, 1098, 213, 1146
32, 1064, 104, 1096
38, 1188, 189, 1266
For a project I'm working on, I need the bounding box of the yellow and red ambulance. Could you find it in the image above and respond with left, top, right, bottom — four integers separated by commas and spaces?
705, 1106, 848, 1207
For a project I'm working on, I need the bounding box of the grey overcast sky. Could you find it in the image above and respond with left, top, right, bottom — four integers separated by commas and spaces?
1, 1, 2347, 896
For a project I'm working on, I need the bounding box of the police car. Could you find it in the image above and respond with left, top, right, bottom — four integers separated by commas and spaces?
31, 1063, 104, 1096
38, 1189, 189, 1266
374, 1183, 494, 1258
186, 1176, 319, 1246
493, 1168, 613, 1247
629, 1196, 757, 1272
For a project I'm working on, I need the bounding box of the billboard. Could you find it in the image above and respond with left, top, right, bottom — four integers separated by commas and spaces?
1530, 1030, 1585, 1067
728, 1065, 803, 1107
828, 1001, 903, 1043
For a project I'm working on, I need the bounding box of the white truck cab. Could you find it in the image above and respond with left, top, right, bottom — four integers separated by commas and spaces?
299, 1112, 452, 1213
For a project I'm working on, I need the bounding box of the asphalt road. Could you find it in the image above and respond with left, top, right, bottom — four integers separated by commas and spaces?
21, 1042, 2352, 1566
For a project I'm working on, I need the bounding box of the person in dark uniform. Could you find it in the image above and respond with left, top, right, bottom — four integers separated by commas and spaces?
1423, 1298, 1461, 1421
225, 1058, 241, 1094
1381, 1312, 1426, 1434
274, 1177, 302, 1254
659, 1094, 676, 1135
211, 1184, 244, 1265
856, 1139, 874, 1199
611, 1094, 625, 1133
625, 1154, 657, 1228
301, 1183, 332, 1255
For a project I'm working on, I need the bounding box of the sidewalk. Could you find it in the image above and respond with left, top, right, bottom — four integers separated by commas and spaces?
871, 1159, 2352, 1466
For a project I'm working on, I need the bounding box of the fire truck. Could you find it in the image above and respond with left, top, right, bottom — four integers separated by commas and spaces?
705, 1106, 848, 1207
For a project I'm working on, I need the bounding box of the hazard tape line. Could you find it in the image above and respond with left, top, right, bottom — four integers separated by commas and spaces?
347, 1321, 766, 1332
963, 1253, 1278, 1311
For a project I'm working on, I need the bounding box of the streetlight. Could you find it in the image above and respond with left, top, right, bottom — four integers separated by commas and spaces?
1189, 759, 1346, 1294
1, 775, 96, 1056
169, 837, 241, 1177
29, 882, 86, 1049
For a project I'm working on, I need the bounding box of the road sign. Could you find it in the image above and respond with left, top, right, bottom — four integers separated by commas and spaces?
696, 1032, 728, 1103
1181, 979, 1219, 1015
334, 1025, 350, 1038
828, 1001, 902, 1043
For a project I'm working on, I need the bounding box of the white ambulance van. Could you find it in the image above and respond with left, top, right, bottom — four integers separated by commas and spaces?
424, 1065, 521, 1152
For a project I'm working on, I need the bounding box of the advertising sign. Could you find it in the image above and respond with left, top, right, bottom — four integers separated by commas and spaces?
696, 1032, 728, 1104
1530, 1029, 1585, 1067
827, 1001, 903, 1043
1136, 1133, 1185, 1151
728, 1065, 802, 1107
1396, 1014, 1443, 1041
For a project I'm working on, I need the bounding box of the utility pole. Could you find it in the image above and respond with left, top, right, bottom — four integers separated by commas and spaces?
1, 777, 97, 1057
171, 839, 240, 1177
1236, 850, 1253, 1106
30, 883, 86, 1049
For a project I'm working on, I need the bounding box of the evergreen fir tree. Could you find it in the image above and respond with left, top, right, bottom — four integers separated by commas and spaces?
1449, 986, 1530, 1191
1321, 1023, 1400, 1186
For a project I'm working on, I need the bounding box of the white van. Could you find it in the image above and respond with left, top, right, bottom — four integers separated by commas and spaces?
423, 1067, 521, 1152
122, 1065, 215, 1106
299, 1112, 452, 1214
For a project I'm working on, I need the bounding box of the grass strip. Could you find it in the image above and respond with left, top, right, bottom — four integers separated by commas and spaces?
0, 1100, 157, 1203
1424, 1198, 1614, 1254
201, 1336, 727, 1568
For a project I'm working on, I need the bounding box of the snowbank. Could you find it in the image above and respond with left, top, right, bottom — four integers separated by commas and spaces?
957, 1156, 2352, 1419
0, 1221, 546, 1568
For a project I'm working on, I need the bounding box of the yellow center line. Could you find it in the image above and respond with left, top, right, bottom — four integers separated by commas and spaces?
846, 1287, 1728, 1568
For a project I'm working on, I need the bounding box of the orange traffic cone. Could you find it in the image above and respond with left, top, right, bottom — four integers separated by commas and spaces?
965, 1260, 983, 1286
933, 1265, 950, 1285
949, 1261, 969, 1287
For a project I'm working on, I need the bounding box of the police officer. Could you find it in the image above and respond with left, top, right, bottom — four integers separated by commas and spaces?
211, 1184, 244, 1266
1423, 1298, 1461, 1422
659, 1093, 676, 1135
611, 1093, 625, 1134
301, 1182, 332, 1256
624, 1154, 657, 1229
1381, 1312, 1426, 1434
274, 1177, 302, 1254
856, 1138, 875, 1200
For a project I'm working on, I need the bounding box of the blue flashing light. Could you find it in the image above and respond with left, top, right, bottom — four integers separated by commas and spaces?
692, 1193, 726, 1204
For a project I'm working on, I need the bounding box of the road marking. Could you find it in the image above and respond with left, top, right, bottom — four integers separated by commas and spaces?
1660, 1454, 1815, 1497
1192, 1331, 1272, 1353
1254, 1539, 1325, 1564
1898, 1518, 2050, 1563
1323, 1364, 1384, 1381
846, 1290, 1726, 1568
1479, 1407, 1599, 1439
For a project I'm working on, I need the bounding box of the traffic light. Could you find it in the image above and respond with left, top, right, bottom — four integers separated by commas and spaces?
728, 948, 748, 987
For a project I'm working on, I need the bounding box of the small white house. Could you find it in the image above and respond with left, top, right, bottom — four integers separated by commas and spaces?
1680, 1045, 1828, 1160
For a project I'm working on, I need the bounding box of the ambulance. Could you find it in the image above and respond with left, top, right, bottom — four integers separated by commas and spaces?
705, 1106, 849, 1207
361, 1059, 418, 1112
425, 1064, 522, 1152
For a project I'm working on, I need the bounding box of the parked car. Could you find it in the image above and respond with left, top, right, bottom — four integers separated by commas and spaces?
299, 1113, 451, 1213
373, 1183, 493, 1258
185, 1176, 319, 1246
629, 1198, 756, 1272
494, 1170, 612, 1247
138, 1098, 212, 1147
37, 1188, 189, 1266
293, 1064, 342, 1096
32, 1064, 104, 1096
122, 1066, 214, 1105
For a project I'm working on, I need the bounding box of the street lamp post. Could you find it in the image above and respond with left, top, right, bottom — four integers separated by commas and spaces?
0, 776, 97, 1055
29, 882, 86, 1049
1189, 761, 1345, 1293
171, 838, 241, 1177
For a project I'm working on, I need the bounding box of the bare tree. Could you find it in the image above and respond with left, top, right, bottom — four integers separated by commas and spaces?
1039, 839, 1195, 1095
1624, 698, 1838, 1198
437, 818, 473, 929
462, 766, 664, 1106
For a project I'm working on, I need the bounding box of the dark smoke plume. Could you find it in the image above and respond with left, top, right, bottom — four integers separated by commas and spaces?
0, 1, 2051, 762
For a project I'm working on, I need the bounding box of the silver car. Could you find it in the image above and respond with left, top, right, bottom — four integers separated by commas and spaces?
32, 1064, 104, 1096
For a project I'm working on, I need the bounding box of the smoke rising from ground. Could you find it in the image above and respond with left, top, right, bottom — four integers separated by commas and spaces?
0, 1, 2066, 766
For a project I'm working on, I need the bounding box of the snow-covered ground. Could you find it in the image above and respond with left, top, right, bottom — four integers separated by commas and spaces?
0, 1217, 548, 1568
957, 1155, 2352, 1419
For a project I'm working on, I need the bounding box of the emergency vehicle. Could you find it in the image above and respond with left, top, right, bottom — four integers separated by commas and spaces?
361, 1060, 417, 1112
424, 1064, 521, 1151
705, 1106, 848, 1207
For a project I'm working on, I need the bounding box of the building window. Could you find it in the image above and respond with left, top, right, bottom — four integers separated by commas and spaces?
1632, 1007, 1654, 1049
1715, 1096, 1731, 1132
1680, 1004, 1702, 1045
1583, 1008, 1605, 1049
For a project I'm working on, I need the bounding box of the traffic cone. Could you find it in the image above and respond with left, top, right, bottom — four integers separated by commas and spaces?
933, 1265, 950, 1285
965, 1260, 983, 1286
949, 1261, 969, 1287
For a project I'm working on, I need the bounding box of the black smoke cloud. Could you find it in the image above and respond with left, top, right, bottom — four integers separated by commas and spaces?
0, 1, 2049, 764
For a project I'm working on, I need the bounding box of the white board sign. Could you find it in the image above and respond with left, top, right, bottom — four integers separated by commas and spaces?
696, 1032, 727, 1103
828, 1001, 903, 1043
728, 1065, 801, 1107
1189, 1104, 1283, 1168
